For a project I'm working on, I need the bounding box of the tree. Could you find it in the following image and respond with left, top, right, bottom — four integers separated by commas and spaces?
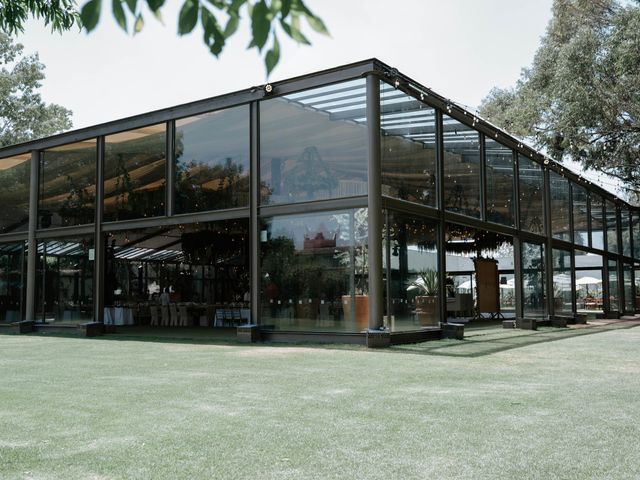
478, 0, 640, 195
0, 0, 329, 75
0, 33, 72, 147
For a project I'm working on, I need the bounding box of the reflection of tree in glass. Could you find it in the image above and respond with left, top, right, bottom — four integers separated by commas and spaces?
113, 153, 135, 213
59, 174, 94, 225
284, 146, 338, 200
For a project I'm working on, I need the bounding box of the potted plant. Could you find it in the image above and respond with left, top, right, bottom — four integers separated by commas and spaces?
412, 268, 439, 327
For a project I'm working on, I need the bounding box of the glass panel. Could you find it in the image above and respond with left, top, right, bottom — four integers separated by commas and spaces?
105, 219, 249, 327
0, 242, 26, 323
260, 208, 367, 332
608, 259, 619, 311
35, 235, 94, 324
175, 106, 250, 214
0, 153, 31, 234
572, 183, 589, 246
380, 83, 436, 207
550, 171, 571, 241
443, 116, 480, 218
552, 248, 572, 314
260, 79, 368, 205
39, 140, 97, 228
590, 194, 604, 250
575, 250, 603, 317
518, 155, 544, 235
621, 209, 632, 258
485, 139, 515, 227
104, 124, 166, 222
385, 212, 438, 331
634, 212, 640, 260
606, 200, 618, 254
522, 242, 545, 318
623, 263, 633, 312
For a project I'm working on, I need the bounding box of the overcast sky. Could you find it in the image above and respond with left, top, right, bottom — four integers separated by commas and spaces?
17, 0, 554, 130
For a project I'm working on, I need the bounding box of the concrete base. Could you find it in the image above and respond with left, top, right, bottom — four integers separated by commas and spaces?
366, 329, 390, 348
605, 310, 620, 319
11, 320, 34, 334
502, 320, 515, 329
516, 317, 538, 330
237, 324, 261, 343
77, 322, 104, 337
573, 313, 588, 324
442, 323, 464, 340
550, 316, 570, 328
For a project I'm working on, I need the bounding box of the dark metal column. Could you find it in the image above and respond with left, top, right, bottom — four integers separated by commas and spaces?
479, 133, 487, 223
543, 168, 554, 318
93, 137, 105, 323
166, 121, 176, 216
513, 237, 524, 319
436, 110, 447, 325
568, 183, 577, 315
250, 101, 260, 325
25, 150, 39, 321
366, 75, 383, 330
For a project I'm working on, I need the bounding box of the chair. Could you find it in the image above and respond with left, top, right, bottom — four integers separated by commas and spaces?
223, 308, 234, 327
178, 304, 189, 327
149, 306, 159, 326
200, 305, 215, 327
161, 306, 169, 326
169, 304, 178, 326
231, 308, 242, 326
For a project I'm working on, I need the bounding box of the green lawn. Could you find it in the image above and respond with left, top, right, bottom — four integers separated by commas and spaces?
2, 322, 640, 479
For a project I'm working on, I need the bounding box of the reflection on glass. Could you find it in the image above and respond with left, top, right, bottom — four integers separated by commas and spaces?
35, 236, 94, 324
385, 212, 438, 331
552, 248, 572, 314
621, 209, 632, 258
175, 106, 249, 214
485, 139, 515, 226
633, 212, 640, 260
380, 83, 436, 207
590, 194, 604, 250
623, 263, 633, 312
39, 140, 96, 228
260, 79, 368, 205
0, 242, 26, 323
575, 250, 603, 316
522, 242, 545, 318
609, 259, 619, 311
0, 153, 30, 234
606, 200, 618, 254
443, 116, 480, 218
519, 155, 544, 234
572, 183, 589, 246
550, 171, 570, 241
104, 124, 166, 222
105, 219, 249, 326
260, 209, 368, 332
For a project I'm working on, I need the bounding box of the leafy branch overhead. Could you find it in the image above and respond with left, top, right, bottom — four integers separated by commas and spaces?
79, 0, 329, 75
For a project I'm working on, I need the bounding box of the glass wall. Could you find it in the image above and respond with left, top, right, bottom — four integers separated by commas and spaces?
608, 259, 619, 312
623, 263, 633, 312
260, 209, 367, 332
552, 248, 573, 315
35, 235, 94, 323
485, 139, 515, 227
634, 212, 640, 260
0, 153, 31, 234
590, 194, 604, 250
385, 212, 438, 331
572, 183, 589, 247
575, 250, 603, 316
260, 79, 368, 205
518, 155, 544, 235
606, 200, 619, 254
522, 241, 545, 318
380, 83, 436, 207
550, 171, 571, 241
443, 116, 480, 218
105, 219, 249, 327
175, 106, 250, 214
39, 140, 97, 229
104, 124, 166, 222
621, 209, 632, 258
0, 242, 26, 323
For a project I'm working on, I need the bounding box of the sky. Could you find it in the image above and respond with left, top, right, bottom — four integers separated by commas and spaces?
16, 0, 554, 130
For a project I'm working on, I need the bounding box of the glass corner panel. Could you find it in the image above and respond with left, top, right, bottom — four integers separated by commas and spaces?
518, 155, 544, 235
0, 153, 31, 234
550, 171, 571, 241
485, 139, 515, 227
572, 183, 588, 246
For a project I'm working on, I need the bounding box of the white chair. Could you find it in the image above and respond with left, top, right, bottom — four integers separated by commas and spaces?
169, 304, 178, 326
149, 306, 159, 326
178, 304, 189, 327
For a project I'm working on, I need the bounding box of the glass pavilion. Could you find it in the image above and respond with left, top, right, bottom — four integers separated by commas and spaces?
0, 59, 637, 344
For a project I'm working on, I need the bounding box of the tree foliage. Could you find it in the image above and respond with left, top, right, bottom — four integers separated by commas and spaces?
0, 33, 72, 147
79, 0, 328, 75
0, 0, 80, 35
478, 0, 640, 194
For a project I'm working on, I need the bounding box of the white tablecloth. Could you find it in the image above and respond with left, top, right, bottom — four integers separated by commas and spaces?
104, 307, 134, 325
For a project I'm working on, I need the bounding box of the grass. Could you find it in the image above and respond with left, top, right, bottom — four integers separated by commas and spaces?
1, 321, 640, 479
